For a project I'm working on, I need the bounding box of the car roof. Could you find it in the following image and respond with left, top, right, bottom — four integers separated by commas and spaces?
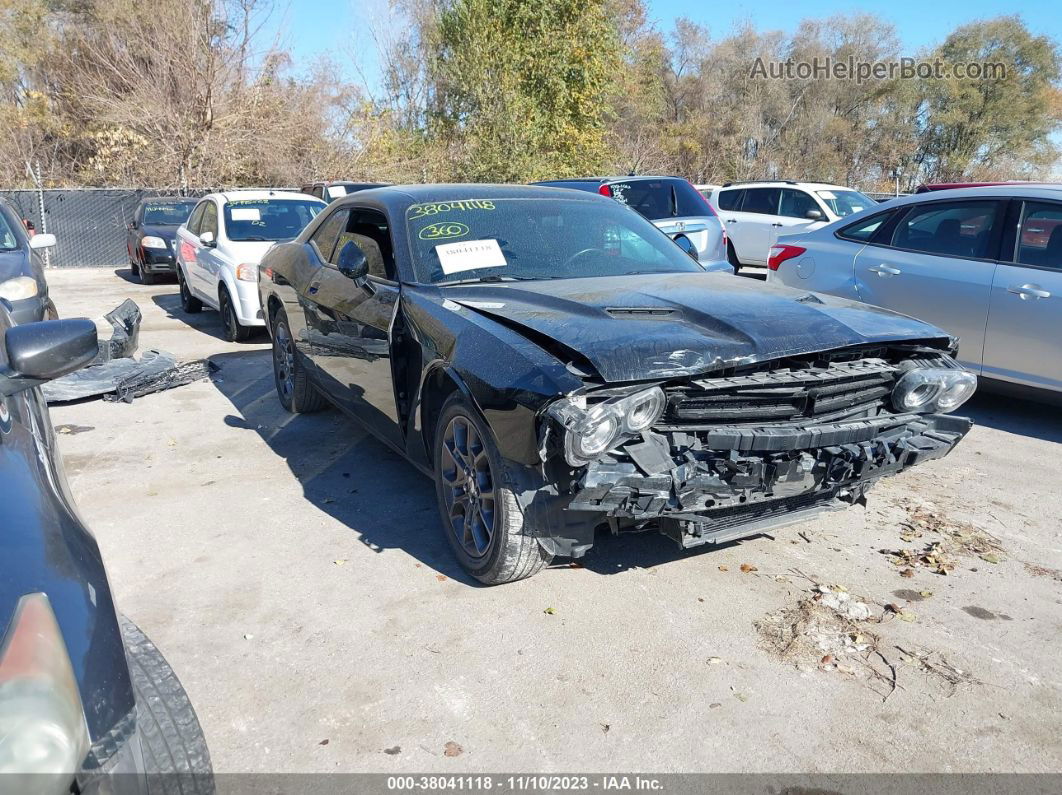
915, 181, 1061, 193
717, 181, 857, 192
207, 189, 324, 203
533, 175, 689, 185
335, 183, 613, 208
140, 195, 197, 204
882, 184, 1062, 206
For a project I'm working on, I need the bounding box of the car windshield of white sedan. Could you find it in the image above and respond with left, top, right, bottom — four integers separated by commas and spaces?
144, 202, 197, 225
223, 199, 325, 242
816, 190, 873, 217
406, 198, 702, 285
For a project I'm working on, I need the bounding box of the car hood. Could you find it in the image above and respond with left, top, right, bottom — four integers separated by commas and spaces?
142, 223, 180, 241
444, 272, 951, 382
220, 239, 278, 262
0, 248, 31, 281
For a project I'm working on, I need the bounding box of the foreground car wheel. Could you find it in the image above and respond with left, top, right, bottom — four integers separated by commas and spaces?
271, 307, 326, 413
219, 288, 252, 342
178, 268, 202, 313
140, 262, 156, 285
434, 395, 551, 584
120, 616, 214, 795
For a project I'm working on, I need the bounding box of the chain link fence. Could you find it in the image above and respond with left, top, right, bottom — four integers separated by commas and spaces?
0, 188, 210, 268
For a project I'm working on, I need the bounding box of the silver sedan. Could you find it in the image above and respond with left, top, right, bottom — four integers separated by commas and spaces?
768, 185, 1062, 396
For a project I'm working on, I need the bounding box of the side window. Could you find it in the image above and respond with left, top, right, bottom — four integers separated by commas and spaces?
186, 203, 206, 235
309, 209, 349, 263
333, 209, 396, 280
778, 189, 819, 219
892, 200, 1000, 259
201, 202, 218, 238
1013, 201, 1062, 270
717, 189, 744, 211
741, 188, 781, 215
837, 210, 895, 243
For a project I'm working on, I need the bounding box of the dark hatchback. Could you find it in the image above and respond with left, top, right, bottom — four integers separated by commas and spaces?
0, 307, 213, 792
126, 198, 198, 284
0, 198, 57, 324
259, 185, 974, 584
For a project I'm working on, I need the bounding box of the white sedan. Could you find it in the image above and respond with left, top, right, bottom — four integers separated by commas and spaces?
175, 190, 326, 340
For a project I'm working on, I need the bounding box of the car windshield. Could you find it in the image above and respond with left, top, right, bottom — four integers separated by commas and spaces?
223, 199, 325, 242
405, 197, 704, 285
0, 211, 17, 251
143, 202, 197, 225
816, 190, 873, 217
607, 178, 711, 220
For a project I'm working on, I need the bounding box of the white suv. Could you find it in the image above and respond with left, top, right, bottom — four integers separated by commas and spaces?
710, 181, 875, 270
175, 190, 326, 340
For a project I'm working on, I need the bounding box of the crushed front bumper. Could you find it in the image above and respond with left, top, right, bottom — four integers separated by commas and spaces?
543, 412, 971, 553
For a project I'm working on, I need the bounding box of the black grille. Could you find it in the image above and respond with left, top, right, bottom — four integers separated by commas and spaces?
665, 359, 897, 426
699, 488, 841, 533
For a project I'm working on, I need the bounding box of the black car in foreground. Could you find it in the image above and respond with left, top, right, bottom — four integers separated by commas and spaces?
258, 185, 975, 584
126, 197, 198, 284
0, 305, 213, 792
0, 198, 57, 323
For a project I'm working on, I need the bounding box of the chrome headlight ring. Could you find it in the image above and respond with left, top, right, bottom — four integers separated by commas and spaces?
548, 386, 667, 466
892, 367, 977, 414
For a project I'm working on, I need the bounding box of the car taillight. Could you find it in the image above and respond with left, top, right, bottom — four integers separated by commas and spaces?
767, 244, 806, 271
598, 184, 612, 197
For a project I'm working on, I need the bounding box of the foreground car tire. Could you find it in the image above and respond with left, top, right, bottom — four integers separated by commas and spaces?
140, 264, 156, 285
178, 268, 202, 313
271, 308, 326, 413
120, 616, 214, 795
433, 395, 551, 585
219, 287, 252, 342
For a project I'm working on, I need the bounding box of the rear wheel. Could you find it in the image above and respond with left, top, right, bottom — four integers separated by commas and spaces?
726, 240, 742, 273
271, 307, 326, 413
178, 268, 202, 313
219, 287, 252, 342
120, 616, 214, 795
433, 395, 551, 584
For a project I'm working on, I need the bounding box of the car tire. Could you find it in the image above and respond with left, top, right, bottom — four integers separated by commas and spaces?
271, 307, 326, 413
120, 616, 214, 795
219, 288, 252, 342
140, 263, 156, 285
433, 394, 551, 585
178, 268, 202, 313
726, 240, 742, 273
130, 259, 140, 279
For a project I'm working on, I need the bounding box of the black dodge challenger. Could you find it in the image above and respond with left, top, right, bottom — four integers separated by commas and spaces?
258, 185, 975, 584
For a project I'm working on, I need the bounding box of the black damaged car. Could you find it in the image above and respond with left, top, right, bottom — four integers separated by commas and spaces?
258, 185, 975, 584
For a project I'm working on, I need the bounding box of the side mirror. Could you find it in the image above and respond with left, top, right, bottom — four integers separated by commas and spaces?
198, 231, 216, 247
805, 209, 826, 222
29, 233, 56, 250
672, 233, 699, 261
0, 318, 98, 396
337, 241, 368, 281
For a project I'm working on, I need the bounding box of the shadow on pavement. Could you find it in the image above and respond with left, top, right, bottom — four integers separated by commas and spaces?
151, 293, 266, 344
208, 349, 480, 585
962, 390, 1062, 444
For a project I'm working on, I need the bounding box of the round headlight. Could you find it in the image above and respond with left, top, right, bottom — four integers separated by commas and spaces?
937, 371, 977, 412
623, 387, 666, 433
573, 414, 619, 460
892, 370, 943, 412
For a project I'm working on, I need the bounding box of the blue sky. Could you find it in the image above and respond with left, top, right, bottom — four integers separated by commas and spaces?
263, 0, 1059, 88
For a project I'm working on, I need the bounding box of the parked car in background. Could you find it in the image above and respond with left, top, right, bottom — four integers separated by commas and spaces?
532, 176, 732, 271
0, 306, 214, 792
301, 181, 388, 202
126, 196, 198, 284
0, 197, 56, 323
694, 183, 721, 199
259, 184, 973, 584
710, 181, 875, 270
768, 185, 1062, 397
175, 190, 326, 341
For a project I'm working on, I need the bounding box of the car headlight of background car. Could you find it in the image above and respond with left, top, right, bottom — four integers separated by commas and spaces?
548, 386, 667, 466
0, 593, 91, 794
140, 236, 168, 249
0, 276, 39, 301
892, 367, 977, 414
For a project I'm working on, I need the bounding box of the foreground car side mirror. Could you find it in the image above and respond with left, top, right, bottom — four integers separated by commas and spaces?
805, 209, 826, 222
337, 241, 369, 282
0, 318, 98, 396
29, 233, 56, 250
672, 234, 699, 261
198, 231, 216, 248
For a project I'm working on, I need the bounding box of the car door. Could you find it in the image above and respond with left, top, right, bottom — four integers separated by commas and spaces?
852, 198, 1004, 371
177, 202, 206, 289
981, 199, 1062, 391
192, 200, 222, 303
775, 188, 828, 237
720, 187, 779, 265
301, 206, 404, 450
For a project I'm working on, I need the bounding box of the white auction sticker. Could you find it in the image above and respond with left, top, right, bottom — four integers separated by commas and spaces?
230, 208, 261, 221
326, 185, 347, 199
436, 239, 506, 274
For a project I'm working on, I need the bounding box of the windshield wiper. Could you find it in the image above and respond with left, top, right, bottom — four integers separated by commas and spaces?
440, 274, 542, 286
236, 236, 271, 242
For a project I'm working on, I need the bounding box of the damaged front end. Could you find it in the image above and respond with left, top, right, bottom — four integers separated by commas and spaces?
538, 345, 974, 555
